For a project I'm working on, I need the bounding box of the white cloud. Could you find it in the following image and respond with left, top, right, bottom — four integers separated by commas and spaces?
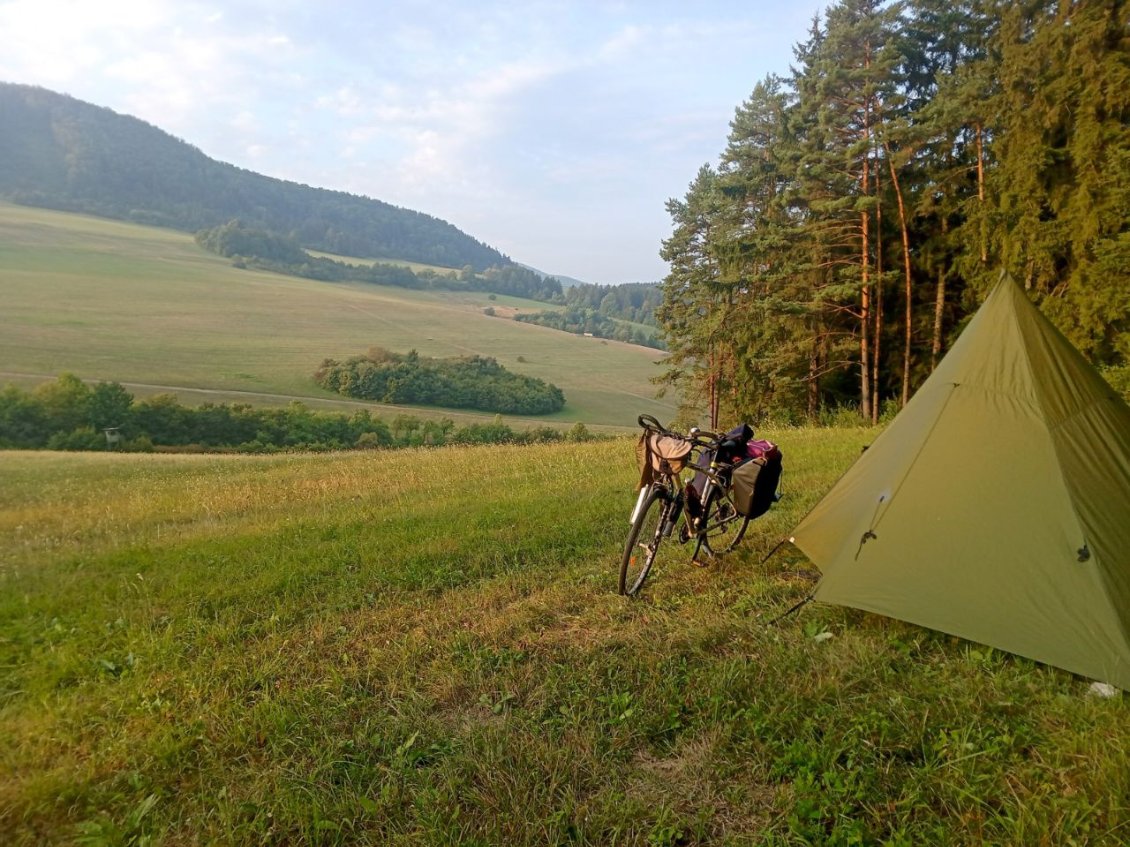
231, 109, 258, 132
319, 86, 365, 117
322, 56, 563, 203
597, 24, 647, 61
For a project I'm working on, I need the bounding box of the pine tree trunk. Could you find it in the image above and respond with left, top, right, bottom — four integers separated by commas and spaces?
931, 218, 948, 370
708, 348, 718, 430
873, 287, 883, 424
808, 323, 821, 420
885, 149, 914, 407
976, 122, 987, 264
859, 52, 874, 424
860, 158, 873, 422
932, 265, 946, 370
872, 163, 883, 425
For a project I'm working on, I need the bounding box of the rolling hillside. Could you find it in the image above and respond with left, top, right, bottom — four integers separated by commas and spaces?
0, 203, 676, 427
0, 83, 506, 270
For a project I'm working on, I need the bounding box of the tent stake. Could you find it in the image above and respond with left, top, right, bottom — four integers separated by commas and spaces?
760, 537, 790, 565
765, 593, 814, 626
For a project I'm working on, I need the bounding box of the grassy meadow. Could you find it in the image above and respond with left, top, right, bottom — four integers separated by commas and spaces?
3, 430, 1128, 845
305, 251, 469, 277
0, 203, 674, 428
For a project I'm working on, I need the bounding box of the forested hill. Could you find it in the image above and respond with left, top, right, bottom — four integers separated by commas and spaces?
0, 83, 507, 270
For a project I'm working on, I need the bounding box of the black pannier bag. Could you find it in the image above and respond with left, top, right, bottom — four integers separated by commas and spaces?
731, 440, 783, 518
689, 423, 754, 497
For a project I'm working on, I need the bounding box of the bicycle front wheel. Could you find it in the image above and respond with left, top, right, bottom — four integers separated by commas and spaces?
620, 487, 670, 596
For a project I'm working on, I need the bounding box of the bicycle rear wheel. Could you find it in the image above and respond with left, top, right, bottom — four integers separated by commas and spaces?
620, 487, 670, 596
693, 485, 750, 560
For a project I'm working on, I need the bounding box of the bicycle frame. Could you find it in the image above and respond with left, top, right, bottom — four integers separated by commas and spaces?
636, 422, 741, 547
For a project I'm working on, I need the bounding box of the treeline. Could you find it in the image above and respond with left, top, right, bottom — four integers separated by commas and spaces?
514, 307, 664, 349
0, 375, 592, 452
195, 220, 309, 265
0, 83, 507, 270
194, 220, 564, 301
660, 0, 1130, 425
563, 282, 662, 326
314, 348, 566, 415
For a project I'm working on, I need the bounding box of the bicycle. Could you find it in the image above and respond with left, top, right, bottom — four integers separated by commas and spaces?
620, 414, 776, 596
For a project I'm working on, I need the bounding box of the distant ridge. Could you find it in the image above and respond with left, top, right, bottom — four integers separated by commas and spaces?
516, 263, 660, 290
0, 82, 508, 270
516, 263, 586, 288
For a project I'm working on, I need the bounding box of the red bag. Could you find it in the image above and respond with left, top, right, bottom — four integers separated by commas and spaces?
746, 439, 781, 462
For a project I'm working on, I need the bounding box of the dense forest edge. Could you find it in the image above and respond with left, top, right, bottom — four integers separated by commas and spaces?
313, 348, 566, 415
0, 374, 593, 453
658, 0, 1130, 427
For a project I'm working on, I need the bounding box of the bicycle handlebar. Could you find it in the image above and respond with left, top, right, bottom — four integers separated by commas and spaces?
690, 427, 722, 445
636, 416, 732, 452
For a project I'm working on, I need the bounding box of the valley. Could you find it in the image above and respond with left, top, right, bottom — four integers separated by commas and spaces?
0, 204, 676, 428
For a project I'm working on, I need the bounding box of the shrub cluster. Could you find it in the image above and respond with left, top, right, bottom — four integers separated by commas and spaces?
0, 375, 590, 453
314, 348, 566, 415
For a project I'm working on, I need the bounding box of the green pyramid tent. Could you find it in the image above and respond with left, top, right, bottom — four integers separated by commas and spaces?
790, 277, 1130, 689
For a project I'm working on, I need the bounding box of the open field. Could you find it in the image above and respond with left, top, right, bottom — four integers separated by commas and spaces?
305, 251, 463, 277
2, 430, 1128, 844
0, 204, 675, 428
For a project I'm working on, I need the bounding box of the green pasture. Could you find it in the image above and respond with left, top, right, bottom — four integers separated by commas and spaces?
0, 204, 674, 427
306, 251, 460, 277
2, 431, 1128, 844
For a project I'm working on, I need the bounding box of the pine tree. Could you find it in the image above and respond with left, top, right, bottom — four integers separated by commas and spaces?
896, 0, 998, 381
713, 77, 817, 420
657, 166, 729, 427
987, 0, 1130, 364
788, 0, 904, 420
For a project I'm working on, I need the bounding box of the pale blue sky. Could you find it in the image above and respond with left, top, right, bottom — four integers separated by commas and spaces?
2, 1, 827, 283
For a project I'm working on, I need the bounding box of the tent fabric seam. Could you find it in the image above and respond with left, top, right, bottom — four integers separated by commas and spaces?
868, 382, 960, 535
1011, 287, 1095, 559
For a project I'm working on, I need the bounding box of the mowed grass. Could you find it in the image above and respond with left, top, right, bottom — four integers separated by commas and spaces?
0, 203, 675, 427
2, 429, 1128, 845
305, 251, 464, 277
